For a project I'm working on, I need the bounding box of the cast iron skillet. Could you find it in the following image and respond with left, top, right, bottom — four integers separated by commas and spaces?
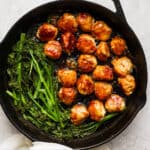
0, 0, 147, 149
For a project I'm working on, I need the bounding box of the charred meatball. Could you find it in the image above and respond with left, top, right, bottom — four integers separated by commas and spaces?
76, 12, 94, 32
95, 42, 110, 61
93, 65, 113, 81
44, 40, 62, 59
36, 23, 58, 42
76, 34, 97, 54
71, 104, 89, 125
61, 32, 76, 55
95, 82, 113, 100
77, 74, 94, 95
111, 56, 133, 77
88, 100, 106, 121
92, 21, 112, 41
57, 69, 77, 87
58, 87, 77, 105
110, 36, 127, 55
78, 54, 97, 73
105, 94, 126, 112
118, 75, 136, 96
57, 13, 78, 33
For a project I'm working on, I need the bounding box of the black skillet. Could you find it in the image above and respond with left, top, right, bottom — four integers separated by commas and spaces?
0, 0, 147, 149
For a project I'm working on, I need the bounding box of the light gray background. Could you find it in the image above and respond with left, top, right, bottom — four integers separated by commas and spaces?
0, 0, 150, 150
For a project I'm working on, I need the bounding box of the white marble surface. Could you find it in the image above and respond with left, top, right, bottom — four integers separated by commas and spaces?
0, 0, 150, 150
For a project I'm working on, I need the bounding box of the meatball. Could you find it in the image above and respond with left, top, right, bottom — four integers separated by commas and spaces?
110, 36, 127, 55
95, 42, 110, 61
118, 74, 136, 96
36, 23, 58, 42
44, 40, 62, 59
91, 21, 112, 41
61, 32, 76, 55
78, 54, 97, 73
88, 100, 106, 121
71, 104, 89, 125
105, 94, 126, 112
93, 65, 113, 81
76, 12, 94, 32
57, 69, 77, 87
111, 57, 133, 77
57, 13, 78, 33
76, 34, 97, 54
77, 74, 94, 95
95, 82, 113, 100
58, 87, 77, 105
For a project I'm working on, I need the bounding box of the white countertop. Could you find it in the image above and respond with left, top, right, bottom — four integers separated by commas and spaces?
0, 0, 150, 150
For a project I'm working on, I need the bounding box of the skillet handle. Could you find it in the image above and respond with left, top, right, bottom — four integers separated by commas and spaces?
0, 42, 2, 105
112, 0, 127, 23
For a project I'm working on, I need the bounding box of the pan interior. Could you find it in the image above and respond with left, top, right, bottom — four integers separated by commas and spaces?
0, 1, 147, 149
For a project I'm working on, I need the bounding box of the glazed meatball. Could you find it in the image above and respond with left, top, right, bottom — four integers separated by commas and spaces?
91, 21, 112, 41
36, 23, 58, 42
88, 100, 106, 121
110, 36, 127, 55
58, 87, 77, 105
93, 65, 113, 81
57, 13, 78, 33
71, 104, 89, 125
44, 40, 62, 59
76, 12, 94, 32
57, 69, 77, 87
118, 75, 136, 96
105, 94, 126, 112
95, 82, 113, 100
61, 32, 76, 55
95, 42, 110, 61
76, 34, 97, 54
77, 74, 94, 95
111, 56, 133, 77
78, 54, 97, 73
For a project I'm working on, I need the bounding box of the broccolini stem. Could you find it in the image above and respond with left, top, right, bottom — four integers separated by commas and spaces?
17, 33, 26, 88
28, 91, 58, 122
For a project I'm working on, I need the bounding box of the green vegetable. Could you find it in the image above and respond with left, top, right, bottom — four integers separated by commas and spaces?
6, 33, 119, 140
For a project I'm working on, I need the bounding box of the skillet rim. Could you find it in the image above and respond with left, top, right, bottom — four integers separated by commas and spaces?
0, 0, 147, 149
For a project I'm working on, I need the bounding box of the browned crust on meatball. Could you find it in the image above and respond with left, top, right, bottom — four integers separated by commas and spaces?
88, 100, 106, 121
105, 94, 126, 112
93, 65, 114, 81
57, 69, 77, 87
111, 56, 133, 77
76, 34, 97, 54
58, 87, 77, 105
77, 74, 94, 95
44, 40, 62, 59
95, 41, 110, 61
110, 36, 127, 56
118, 74, 136, 96
91, 21, 112, 41
94, 82, 113, 100
78, 54, 97, 73
57, 13, 78, 33
71, 104, 89, 125
61, 32, 76, 55
76, 12, 94, 32
36, 23, 58, 42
